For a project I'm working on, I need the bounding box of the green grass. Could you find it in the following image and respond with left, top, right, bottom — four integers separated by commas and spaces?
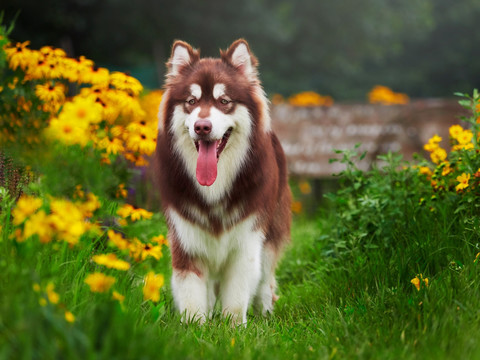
1, 205, 480, 359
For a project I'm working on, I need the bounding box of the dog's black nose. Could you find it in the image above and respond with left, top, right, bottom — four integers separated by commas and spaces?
194, 120, 212, 136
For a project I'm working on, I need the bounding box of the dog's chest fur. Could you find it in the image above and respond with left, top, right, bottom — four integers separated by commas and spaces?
167, 208, 261, 275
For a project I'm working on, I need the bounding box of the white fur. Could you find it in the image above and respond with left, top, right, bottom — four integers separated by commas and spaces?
168, 209, 263, 325
190, 83, 202, 100
231, 43, 255, 79
253, 246, 278, 315
186, 106, 234, 141
169, 45, 191, 77
213, 83, 226, 99
170, 103, 252, 204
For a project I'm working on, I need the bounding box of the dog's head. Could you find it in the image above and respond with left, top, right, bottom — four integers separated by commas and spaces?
158, 40, 270, 188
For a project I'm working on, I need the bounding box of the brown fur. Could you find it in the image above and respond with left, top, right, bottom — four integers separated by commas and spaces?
153, 39, 291, 275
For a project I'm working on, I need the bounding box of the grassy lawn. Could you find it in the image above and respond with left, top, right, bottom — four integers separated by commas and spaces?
2, 202, 480, 359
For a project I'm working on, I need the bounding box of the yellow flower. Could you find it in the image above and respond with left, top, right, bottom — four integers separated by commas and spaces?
368, 85, 409, 105
117, 204, 153, 221
418, 166, 432, 177
22, 210, 53, 243
151, 234, 169, 247
65, 311, 75, 323
35, 82, 66, 105
131, 240, 163, 261
288, 91, 334, 107
79, 193, 101, 217
116, 184, 128, 198
143, 271, 164, 302
5, 41, 38, 71
299, 181, 312, 195
12, 195, 43, 225
449, 125, 464, 140
107, 230, 130, 250
84, 272, 116, 293
112, 291, 125, 303
61, 96, 103, 125
430, 148, 447, 164
110, 71, 143, 96
455, 173, 471, 192
457, 129, 473, 145
49, 198, 89, 245
92, 253, 131, 271
46, 282, 60, 304
62, 56, 94, 83
411, 274, 429, 291
441, 162, 453, 176
140, 90, 164, 122
291, 200, 302, 214
79, 66, 110, 86
124, 126, 157, 155
46, 115, 89, 147
424, 135, 442, 152
98, 137, 125, 155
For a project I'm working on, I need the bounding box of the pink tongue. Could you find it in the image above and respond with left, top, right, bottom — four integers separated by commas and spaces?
196, 140, 219, 186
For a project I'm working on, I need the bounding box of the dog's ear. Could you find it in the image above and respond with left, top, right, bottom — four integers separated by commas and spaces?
167, 41, 200, 77
222, 39, 258, 79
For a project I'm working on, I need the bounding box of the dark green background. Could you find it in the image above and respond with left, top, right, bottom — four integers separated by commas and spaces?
3, 0, 480, 100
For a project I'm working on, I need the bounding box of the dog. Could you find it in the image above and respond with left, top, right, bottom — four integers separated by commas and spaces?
153, 39, 291, 325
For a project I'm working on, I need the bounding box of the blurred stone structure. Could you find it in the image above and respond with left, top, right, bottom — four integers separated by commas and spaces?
271, 100, 467, 177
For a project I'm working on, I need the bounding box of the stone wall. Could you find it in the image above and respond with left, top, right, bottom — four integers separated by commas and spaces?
271, 99, 466, 177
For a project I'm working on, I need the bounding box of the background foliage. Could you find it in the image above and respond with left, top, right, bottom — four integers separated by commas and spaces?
3, 0, 480, 99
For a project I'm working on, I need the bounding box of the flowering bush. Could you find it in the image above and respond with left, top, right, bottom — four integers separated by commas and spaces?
0, 25, 168, 329
2, 40, 160, 166
417, 90, 480, 210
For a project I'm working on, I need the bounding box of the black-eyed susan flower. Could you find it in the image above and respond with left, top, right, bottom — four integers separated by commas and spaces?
98, 137, 124, 155
84, 272, 116, 293
110, 71, 143, 96
5, 41, 37, 71
143, 271, 164, 302
35, 82, 66, 104
80, 66, 110, 86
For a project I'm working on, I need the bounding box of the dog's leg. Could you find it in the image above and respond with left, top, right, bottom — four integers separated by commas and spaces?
219, 231, 263, 326
253, 244, 279, 316
171, 270, 208, 324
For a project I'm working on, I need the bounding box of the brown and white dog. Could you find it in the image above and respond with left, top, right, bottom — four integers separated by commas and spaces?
153, 39, 291, 325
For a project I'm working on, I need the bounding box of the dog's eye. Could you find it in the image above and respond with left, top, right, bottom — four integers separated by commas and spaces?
220, 99, 229, 105
187, 99, 196, 105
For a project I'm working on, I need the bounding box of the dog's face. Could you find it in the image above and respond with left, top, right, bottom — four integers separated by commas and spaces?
159, 40, 270, 189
